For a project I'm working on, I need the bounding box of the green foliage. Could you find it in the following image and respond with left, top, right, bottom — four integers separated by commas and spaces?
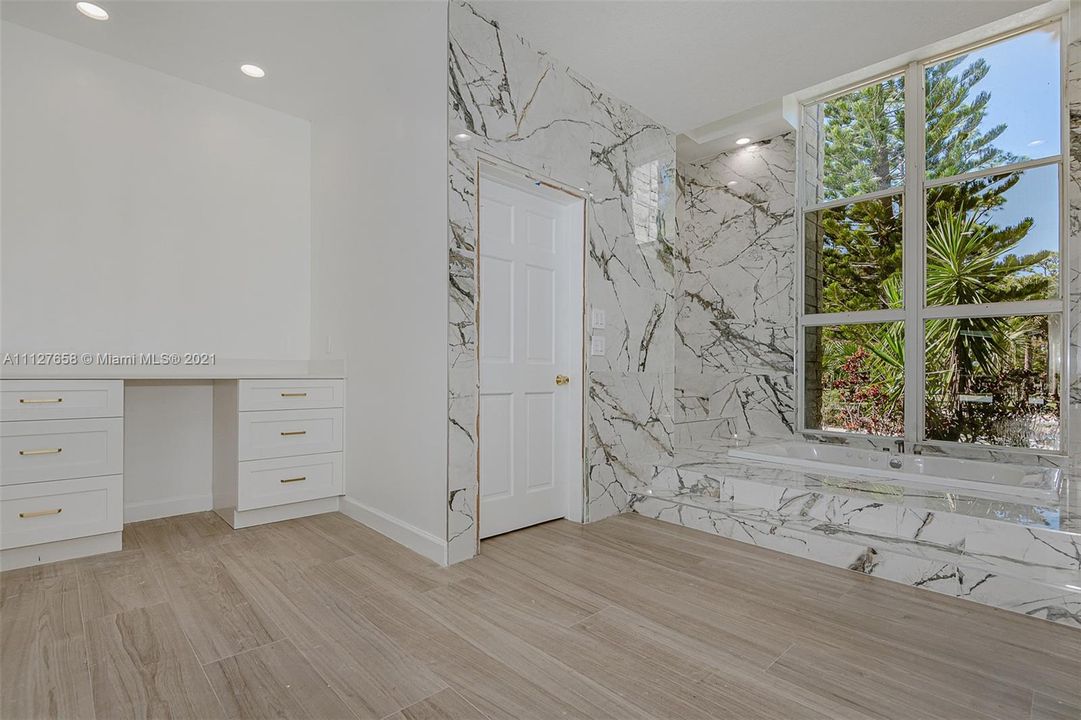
820, 77, 905, 199
812, 53, 1060, 447
924, 57, 1017, 179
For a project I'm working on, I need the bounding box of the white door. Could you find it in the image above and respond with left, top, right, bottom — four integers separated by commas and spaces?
478, 173, 583, 539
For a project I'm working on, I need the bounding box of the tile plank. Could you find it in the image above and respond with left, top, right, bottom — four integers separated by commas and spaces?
153, 548, 284, 663
205, 639, 356, 720
86, 602, 224, 720
77, 549, 166, 620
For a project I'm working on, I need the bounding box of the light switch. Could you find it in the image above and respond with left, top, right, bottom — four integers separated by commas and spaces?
591, 308, 606, 329
590, 335, 606, 356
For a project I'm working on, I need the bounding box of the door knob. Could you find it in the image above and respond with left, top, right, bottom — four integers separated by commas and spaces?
555, 374, 570, 386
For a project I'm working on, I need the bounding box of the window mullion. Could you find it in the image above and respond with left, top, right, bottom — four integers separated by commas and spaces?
902, 61, 925, 446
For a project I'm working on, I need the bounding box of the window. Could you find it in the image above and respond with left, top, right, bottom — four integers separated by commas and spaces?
799, 23, 1065, 451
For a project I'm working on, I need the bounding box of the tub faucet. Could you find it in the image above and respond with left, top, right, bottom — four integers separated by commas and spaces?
894, 439, 905, 454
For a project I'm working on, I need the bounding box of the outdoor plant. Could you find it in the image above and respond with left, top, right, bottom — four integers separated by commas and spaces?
815, 49, 1060, 447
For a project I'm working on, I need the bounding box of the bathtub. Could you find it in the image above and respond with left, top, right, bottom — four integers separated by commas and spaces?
727, 440, 1063, 501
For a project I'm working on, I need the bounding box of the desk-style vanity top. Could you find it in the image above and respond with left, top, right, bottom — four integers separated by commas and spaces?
0, 376, 345, 570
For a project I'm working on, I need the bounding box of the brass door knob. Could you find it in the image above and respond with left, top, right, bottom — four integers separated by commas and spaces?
555, 374, 570, 386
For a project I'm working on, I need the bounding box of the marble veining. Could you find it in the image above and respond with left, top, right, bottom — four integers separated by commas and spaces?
674, 135, 797, 448
633, 450, 1081, 626
446, 1, 675, 560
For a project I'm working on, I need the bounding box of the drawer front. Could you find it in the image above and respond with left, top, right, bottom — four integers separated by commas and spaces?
1, 380, 124, 421
1, 418, 124, 486
237, 452, 343, 511
1, 474, 123, 549
238, 409, 343, 461
238, 379, 344, 411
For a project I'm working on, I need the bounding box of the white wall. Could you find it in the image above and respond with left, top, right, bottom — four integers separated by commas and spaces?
1, 6, 452, 554
308, 2, 449, 556
1, 22, 311, 360
123, 381, 214, 521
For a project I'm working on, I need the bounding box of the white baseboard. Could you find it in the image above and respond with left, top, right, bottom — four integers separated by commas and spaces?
218, 497, 340, 529
124, 494, 212, 523
339, 496, 447, 566
1, 532, 122, 571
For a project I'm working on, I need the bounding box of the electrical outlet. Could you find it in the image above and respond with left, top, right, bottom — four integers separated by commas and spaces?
591, 308, 606, 329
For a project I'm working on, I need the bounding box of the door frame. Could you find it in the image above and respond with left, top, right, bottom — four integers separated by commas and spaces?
474, 153, 588, 543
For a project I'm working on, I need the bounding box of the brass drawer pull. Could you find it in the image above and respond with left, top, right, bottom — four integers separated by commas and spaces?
280, 476, 306, 484
280, 392, 308, 398
19, 398, 63, 404
280, 430, 307, 437
19, 448, 63, 456
19, 508, 62, 519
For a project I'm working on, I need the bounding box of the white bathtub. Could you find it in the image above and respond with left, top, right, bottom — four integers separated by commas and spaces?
727, 441, 1063, 501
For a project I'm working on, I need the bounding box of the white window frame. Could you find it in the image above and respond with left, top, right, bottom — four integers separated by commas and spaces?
795, 17, 1070, 456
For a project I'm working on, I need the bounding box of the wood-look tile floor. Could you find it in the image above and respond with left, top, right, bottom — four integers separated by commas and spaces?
2, 511, 1079, 720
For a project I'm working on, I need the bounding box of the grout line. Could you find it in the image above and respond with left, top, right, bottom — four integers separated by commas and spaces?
566, 604, 614, 630
765, 640, 799, 674
447, 686, 494, 720
73, 562, 98, 719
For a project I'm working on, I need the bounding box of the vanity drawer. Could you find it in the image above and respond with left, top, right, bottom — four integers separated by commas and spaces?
238, 379, 344, 411
238, 409, 343, 461
1, 474, 123, 549
1, 380, 123, 421
237, 452, 343, 511
1, 418, 123, 486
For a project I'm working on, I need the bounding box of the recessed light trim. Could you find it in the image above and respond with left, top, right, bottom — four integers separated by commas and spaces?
735, 137, 751, 145
240, 64, 266, 79
76, 2, 109, 20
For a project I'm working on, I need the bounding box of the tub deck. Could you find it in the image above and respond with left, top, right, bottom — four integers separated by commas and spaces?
630, 447, 1081, 627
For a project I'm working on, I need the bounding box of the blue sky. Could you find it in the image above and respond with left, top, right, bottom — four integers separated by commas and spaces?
932, 25, 1061, 258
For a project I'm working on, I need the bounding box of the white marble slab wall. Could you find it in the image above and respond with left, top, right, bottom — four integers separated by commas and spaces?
1068, 39, 1081, 471
447, 1, 676, 562
674, 136, 798, 449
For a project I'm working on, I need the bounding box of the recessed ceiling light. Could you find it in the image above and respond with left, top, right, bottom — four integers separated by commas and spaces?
726, 180, 738, 187
240, 64, 266, 79
735, 137, 751, 145
452, 132, 473, 144
76, 2, 109, 20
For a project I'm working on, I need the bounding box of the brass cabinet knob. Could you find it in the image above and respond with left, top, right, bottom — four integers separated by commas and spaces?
555, 374, 570, 386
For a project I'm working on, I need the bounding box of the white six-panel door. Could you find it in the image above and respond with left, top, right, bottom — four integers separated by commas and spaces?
478, 173, 583, 539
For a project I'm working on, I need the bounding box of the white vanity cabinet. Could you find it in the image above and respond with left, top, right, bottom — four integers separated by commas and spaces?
0, 380, 125, 569
212, 379, 345, 528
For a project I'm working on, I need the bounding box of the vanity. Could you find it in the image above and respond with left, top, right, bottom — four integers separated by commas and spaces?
0, 372, 346, 570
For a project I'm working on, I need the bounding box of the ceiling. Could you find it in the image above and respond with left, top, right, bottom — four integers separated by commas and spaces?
475, 0, 1047, 136
2, 0, 1052, 142
0, 1, 442, 122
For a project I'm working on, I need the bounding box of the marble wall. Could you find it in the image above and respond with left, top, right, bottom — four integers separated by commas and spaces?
673, 135, 798, 449
446, 1, 676, 562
